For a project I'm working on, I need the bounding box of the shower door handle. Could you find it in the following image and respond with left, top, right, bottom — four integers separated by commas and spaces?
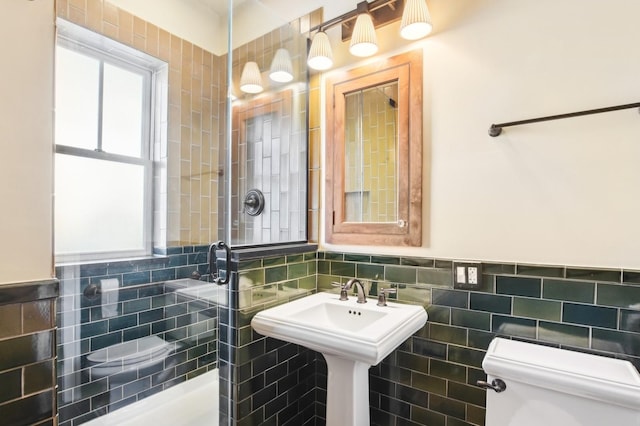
212, 241, 232, 285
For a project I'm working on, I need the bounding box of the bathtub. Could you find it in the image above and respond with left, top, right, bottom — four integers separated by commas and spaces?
83, 369, 219, 426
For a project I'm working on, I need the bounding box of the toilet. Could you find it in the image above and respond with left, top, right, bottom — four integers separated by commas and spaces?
87, 335, 173, 379
481, 338, 640, 426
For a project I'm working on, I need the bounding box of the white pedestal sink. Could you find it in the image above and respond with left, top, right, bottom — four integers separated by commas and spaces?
251, 291, 428, 426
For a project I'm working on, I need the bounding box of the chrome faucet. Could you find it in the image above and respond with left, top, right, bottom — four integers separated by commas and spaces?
344, 278, 367, 304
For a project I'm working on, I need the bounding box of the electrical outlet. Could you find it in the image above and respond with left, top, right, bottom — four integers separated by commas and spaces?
453, 262, 482, 289
468, 267, 478, 285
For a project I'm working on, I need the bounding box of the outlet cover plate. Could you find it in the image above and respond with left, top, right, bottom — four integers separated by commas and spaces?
453, 261, 483, 289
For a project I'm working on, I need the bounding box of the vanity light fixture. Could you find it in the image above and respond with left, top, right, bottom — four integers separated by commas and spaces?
307, 0, 432, 71
349, 4, 378, 57
307, 31, 334, 71
269, 48, 294, 83
400, 0, 433, 40
239, 61, 263, 94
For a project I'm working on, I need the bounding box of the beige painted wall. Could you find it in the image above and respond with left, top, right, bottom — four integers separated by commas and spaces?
5, 0, 640, 288
319, 0, 640, 269
0, 0, 54, 285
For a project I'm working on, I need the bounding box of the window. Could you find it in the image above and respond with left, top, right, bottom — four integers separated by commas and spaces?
55, 21, 164, 261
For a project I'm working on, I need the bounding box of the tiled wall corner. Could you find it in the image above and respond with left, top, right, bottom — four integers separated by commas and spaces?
306, 6, 323, 244
220, 248, 321, 426
0, 280, 59, 426
308, 73, 321, 244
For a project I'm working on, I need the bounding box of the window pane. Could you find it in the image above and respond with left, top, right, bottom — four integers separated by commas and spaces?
55, 46, 100, 150
102, 63, 144, 157
55, 154, 145, 256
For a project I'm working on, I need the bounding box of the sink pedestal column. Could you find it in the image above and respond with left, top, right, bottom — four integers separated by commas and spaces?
323, 354, 371, 426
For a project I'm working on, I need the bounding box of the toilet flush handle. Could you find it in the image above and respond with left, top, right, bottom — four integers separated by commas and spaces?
476, 378, 507, 393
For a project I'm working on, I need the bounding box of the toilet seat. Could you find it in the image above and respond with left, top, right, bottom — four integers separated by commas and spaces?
88, 336, 172, 378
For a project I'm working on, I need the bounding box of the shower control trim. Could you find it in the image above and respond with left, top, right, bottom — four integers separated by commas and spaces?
243, 189, 265, 216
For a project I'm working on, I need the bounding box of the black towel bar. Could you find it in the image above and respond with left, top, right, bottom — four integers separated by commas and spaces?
489, 102, 640, 137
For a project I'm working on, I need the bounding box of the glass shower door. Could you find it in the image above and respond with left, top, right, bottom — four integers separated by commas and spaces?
223, 0, 308, 247
218, 1, 310, 424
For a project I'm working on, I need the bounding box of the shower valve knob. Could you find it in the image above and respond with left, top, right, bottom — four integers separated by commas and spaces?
243, 189, 265, 216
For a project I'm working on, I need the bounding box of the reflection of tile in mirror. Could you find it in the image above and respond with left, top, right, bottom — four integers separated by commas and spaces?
345, 191, 370, 222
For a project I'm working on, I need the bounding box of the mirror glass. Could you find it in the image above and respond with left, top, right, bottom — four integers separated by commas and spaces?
344, 81, 399, 223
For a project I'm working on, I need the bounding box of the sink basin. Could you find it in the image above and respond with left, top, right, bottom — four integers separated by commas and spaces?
253, 291, 426, 365
251, 291, 427, 426
290, 301, 386, 332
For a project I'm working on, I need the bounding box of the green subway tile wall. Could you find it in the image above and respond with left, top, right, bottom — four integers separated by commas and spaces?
220, 248, 321, 426
0, 280, 59, 426
10, 247, 634, 426
314, 251, 640, 426
214, 248, 640, 426
56, 246, 219, 426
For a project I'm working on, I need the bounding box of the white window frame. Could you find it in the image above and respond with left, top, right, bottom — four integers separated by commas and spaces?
55, 19, 164, 263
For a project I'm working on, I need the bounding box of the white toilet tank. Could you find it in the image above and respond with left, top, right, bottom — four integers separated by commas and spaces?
481, 338, 640, 426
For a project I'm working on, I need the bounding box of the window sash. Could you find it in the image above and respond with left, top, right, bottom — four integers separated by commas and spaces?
54, 153, 152, 262
56, 37, 152, 159
55, 31, 155, 262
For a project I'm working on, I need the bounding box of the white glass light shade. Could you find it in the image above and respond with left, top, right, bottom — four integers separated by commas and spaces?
307, 31, 334, 71
400, 0, 433, 40
239, 61, 263, 94
269, 48, 294, 83
349, 13, 378, 57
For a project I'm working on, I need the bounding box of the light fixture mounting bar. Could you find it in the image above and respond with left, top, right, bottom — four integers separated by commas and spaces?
343, 0, 404, 41
308, 0, 404, 41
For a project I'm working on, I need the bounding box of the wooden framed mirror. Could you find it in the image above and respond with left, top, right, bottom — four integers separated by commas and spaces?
325, 50, 423, 246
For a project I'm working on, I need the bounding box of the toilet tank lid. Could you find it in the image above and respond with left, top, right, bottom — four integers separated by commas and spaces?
483, 338, 640, 409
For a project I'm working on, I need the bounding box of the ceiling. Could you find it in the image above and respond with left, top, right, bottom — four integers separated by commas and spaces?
107, 0, 350, 54
174, 0, 353, 31
178, 0, 248, 19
